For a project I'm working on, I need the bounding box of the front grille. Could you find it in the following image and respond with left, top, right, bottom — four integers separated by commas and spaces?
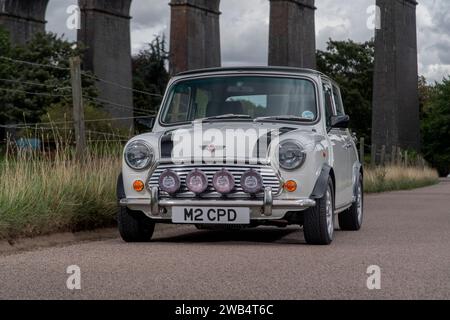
148, 163, 281, 199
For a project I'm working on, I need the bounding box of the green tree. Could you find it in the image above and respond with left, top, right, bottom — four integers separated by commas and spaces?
0, 28, 98, 142
0, 30, 96, 124
421, 78, 450, 177
418, 75, 433, 119
317, 39, 374, 143
132, 35, 169, 131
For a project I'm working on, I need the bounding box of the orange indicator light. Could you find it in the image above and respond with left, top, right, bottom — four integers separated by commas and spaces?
133, 180, 145, 192
284, 180, 298, 192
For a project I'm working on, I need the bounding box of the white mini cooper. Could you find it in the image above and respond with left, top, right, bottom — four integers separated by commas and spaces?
117, 67, 363, 245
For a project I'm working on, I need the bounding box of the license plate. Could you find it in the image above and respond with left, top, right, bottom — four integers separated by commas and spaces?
172, 207, 250, 224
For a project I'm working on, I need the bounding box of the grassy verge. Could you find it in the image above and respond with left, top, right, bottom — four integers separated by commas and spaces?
0, 148, 121, 240
364, 165, 439, 193
0, 147, 440, 240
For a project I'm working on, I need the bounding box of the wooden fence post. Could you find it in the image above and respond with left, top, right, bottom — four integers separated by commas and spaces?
69, 56, 86, 160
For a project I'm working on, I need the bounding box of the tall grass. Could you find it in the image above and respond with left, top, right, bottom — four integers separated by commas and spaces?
364, 165, 439, 193
0, 133, 122, 240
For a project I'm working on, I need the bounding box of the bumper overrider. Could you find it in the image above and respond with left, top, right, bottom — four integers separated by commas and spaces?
120, 186, 316, 217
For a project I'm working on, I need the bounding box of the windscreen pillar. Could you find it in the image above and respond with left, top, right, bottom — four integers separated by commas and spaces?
372, 0, 420, 163
0, 0, 49, 45
78, 0, 134, 129
169, 0, 221, 75
268, 0, 316, 69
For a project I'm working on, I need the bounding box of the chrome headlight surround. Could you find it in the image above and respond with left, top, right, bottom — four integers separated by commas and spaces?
124, 140, 154, 171
278, 140, 307, 171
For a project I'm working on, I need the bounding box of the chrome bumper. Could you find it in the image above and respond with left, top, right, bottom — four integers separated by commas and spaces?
120, 187, 316, 217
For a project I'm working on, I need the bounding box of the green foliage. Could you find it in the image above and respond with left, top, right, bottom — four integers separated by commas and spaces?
132, 35, 169, 131
0, 29, 96, 125
40, 102, 130, 140
421, 78, 450, 176
317, 39, 374, 143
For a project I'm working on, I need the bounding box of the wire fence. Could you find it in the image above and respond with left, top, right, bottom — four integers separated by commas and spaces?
357, 138, 428, 168
0, 55, 161, 147
0, 56, 71, 71
0, 56, 163, 97
81, 72, 163, 98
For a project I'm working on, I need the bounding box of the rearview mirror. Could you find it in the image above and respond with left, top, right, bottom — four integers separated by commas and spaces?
331, 115, 350, 129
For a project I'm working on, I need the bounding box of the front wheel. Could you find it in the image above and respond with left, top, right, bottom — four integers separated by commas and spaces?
118, 207, 155, 242
303, 177, 335, 245
339, 173, 364, 231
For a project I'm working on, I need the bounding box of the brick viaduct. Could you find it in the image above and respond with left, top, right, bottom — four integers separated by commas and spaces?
0, 0, 420, 154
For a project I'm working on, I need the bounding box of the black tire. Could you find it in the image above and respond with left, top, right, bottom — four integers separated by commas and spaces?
339, 173, 363, 231
118, 207, 155, 242
303, 177, 335, 245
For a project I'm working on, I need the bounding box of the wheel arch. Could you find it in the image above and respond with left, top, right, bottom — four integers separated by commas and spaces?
352, 162, 363, 200
117, 172, 125, 202
310, 164, 334, 199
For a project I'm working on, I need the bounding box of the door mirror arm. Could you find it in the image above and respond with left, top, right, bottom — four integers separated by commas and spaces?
330, 115, 350, 129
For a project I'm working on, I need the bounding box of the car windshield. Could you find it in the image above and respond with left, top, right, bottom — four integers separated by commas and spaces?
161, 76, 318, 124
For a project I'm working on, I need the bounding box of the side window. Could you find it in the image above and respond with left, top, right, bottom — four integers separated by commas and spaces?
332, 85, 345, 116
323, 84, 334, 127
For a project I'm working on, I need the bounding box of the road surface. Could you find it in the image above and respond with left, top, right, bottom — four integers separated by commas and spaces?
1, 180, 449, 299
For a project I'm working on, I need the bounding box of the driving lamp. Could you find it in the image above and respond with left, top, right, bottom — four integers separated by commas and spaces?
212, 169, 235, 194
186, 169, 208, 194
240, 169, 264, 194
159, 170, 181, 194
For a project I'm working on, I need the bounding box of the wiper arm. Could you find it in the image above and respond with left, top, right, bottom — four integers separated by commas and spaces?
254, 115, 311, 122
195, 114, 252, 122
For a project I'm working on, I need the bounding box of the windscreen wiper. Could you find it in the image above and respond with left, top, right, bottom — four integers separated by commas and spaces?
253, 115, 312, 122
195, 114, 252, 122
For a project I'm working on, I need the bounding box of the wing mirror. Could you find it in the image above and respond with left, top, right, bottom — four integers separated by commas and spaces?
136, 116, 155, 130
330, 115, 350, 129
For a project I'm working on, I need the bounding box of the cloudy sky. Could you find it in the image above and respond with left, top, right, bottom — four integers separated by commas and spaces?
46, 0, 450, 82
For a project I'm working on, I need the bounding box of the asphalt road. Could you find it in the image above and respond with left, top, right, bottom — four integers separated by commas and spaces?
1, 180, 449, 300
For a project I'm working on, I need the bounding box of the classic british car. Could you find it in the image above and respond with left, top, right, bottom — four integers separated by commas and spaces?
117, 67, 364, 245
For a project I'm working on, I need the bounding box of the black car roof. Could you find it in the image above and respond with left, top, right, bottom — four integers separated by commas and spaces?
176, 66, 326, 77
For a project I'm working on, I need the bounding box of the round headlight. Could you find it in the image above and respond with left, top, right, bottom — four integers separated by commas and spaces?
240, 169, 264, 194
278, 141, 306, 170
213, 169, 235, 194
159, 170, 181, 194
186, 169, 208, 194
125, 140, 154, 170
